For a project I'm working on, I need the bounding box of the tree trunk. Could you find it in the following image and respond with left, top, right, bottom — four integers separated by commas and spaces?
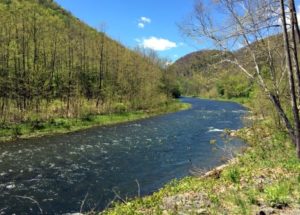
281, 0, 300, 158
96, 35, 105, 108
290, 0, 300, 42
289, 0, 300, 105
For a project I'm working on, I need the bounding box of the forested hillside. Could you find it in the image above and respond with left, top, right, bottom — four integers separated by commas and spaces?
169, 50, 253, 99
0, 0, 171, 124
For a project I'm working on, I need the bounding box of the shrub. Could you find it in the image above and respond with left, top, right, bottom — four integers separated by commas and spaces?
0, 122, 10, 129
49, 118, 71, 130
81, 113, 94, 122
30, 119, 45, 131
171, 87, 181, 98
12, 125, 22, 138
113, 103, 127, 114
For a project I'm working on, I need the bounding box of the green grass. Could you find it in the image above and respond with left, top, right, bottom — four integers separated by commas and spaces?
0, 100, 191, 142
101, 122, 300, 214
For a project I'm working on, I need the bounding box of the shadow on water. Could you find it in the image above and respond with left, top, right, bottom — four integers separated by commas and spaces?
0, 97, 247, 214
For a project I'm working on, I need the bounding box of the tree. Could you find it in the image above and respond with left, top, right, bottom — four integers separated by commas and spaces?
181, 0, 300, 158
0, 0, 171, 126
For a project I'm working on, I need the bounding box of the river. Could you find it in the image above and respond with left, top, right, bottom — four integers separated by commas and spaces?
0, 97, 247, 214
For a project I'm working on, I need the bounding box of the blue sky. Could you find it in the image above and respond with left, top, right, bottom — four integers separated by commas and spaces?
54, 0, 204, 61
54, 0, 300, 61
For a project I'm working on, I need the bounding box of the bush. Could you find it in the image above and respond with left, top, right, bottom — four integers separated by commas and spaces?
49, 118, 71, 130
113, 103, 128, 114
0, 122, 10, 129
30, 119, 46, 131
216, 74, 252, 99
171, 87, 181, 98
12, 125, 22, 138
81, 113, 94, 122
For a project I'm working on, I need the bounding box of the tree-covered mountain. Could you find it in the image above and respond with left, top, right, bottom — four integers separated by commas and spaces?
168, 49, 252, 98
0, 0, 172, 123
171, 50, 226, 77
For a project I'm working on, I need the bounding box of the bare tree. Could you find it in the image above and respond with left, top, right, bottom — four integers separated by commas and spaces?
180, 0, 300, 158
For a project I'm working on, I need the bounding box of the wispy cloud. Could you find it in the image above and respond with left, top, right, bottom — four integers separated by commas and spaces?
137, 16, 151, 29
137, 36, 177, 51
138, 23, 145, 28
140, 16, 151, 24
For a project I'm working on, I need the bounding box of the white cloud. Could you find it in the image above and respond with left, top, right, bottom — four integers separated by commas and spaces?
138, 23, 145, 28
140, 16, 151, 24
137, 16, 151, 28
138, 37, 177, 51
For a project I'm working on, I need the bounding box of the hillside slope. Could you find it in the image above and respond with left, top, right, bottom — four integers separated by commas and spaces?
168, 49, 252, 98
0, 0, 169, 124
171, 50, 227, 77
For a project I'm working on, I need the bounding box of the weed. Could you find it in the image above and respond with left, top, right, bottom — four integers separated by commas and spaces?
265, 182, 290, 207
225, 168, 240, 183
246, 189, 259, 205
234, 196, 249, 214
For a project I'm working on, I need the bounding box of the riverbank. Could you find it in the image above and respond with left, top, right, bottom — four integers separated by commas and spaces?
0, 100, 191, 143
193, 95, 252, 108
101, 100, 300, 214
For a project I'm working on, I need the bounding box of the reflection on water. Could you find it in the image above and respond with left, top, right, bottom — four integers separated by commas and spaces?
0, 97, 246, 214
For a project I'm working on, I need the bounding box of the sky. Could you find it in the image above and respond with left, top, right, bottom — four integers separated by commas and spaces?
54, 0, 300, 62
54, 0, 205, 62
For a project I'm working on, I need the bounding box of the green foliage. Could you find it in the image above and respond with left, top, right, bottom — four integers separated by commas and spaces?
0, 100, 190, 142
246, 189, 260, 205
233, 196, 248, 214
12, 125, 22, 138
30, 119, 46, 131
170, 85, 182, 98
81, 113, 94, 122
265, 182, 291, 207
0, 0, 170, 126
224, 167, 240, 183
216, 74, 252, 99
49, 118, 71, 129
113, 103, 128, 114
161, 68, 182, 98
103, 121, 300, 214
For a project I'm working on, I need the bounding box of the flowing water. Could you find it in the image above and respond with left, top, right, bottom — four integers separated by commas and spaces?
0, 97, 247, 214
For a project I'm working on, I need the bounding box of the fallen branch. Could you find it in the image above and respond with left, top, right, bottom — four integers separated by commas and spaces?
80, 192, 89, 213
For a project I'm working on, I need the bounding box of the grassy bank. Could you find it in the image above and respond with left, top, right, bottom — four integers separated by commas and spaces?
102, 117, 300, 214
0, 100, 191, 143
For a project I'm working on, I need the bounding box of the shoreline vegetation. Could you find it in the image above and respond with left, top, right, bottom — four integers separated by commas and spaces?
0, 0, 186, 145
0, 0, 299, 214
0, 100, 191, 143
101, 97, 300, 215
